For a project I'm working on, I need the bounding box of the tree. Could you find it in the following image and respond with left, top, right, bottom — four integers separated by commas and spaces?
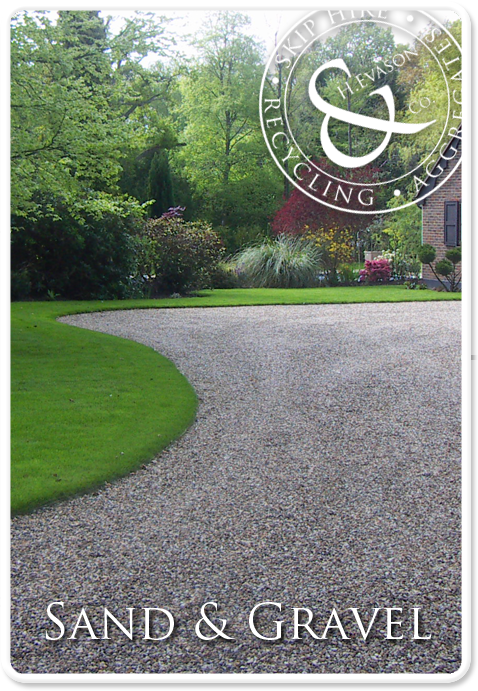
380, 197, 422, 276
174, 12, 281, 229
147, 151, 175, 217
418, 244, 461, 292
272, 158, 377, 236
287, 21, 406, 179
11, 12, 120, 215
398, 19, 461, 163
10, 10, 175, 218
10, 9, 179, 299
56, 10, 110, 84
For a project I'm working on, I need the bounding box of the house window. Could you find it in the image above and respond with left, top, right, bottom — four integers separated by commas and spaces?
444, 200, 461, 246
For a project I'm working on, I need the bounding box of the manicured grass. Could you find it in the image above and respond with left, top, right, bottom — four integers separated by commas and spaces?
11, 302, 198, 515
11, 286, 460, 514
45, 284, 461, 319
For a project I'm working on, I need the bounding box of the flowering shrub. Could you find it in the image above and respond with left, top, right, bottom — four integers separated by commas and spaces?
305, 225, 354, 284
138, 210, 224, 295
375, 249, 421, 279
359, 258, 391, 283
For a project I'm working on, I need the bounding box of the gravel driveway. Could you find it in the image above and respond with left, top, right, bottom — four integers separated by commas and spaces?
11, 302, 461, 675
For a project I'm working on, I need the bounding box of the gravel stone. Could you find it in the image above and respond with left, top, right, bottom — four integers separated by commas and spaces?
11, 302, 461, 675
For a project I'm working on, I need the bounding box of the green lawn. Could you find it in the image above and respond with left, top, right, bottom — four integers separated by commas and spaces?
11, 286, 460, 514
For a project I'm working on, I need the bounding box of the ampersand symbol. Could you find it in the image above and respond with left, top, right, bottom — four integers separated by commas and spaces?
195, 602, 235, 641
308, 58, 436, 168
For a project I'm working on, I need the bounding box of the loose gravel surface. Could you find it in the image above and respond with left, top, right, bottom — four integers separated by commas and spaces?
11, 302, 461, 676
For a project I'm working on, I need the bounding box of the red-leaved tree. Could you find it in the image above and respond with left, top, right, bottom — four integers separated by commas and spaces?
271, 159, 379, 238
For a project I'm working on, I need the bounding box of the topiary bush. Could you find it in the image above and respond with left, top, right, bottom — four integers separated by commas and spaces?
417, 244, 437, 265
418, 243, 461, 292
138, 209, 224, 295
231, 235, 322, 288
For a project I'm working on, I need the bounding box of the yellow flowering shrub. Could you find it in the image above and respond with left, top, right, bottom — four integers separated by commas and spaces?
304, 225, 354, 278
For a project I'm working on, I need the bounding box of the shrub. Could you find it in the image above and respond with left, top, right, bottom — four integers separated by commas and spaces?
305, 226, 354, 285
445, 247, 462, 265
418, 244, 461, 292
231, 235, 322, 288
378, 249, 421, 279
337, 264, 359, 285
139, 211, 224, 295
417, 244, 437, 265
11, 194, 144, 300
359, 258, 391, 283
210, 262, 240, 289
435, 259, 454, 277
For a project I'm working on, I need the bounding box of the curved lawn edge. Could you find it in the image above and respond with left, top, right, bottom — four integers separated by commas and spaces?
11, 287, 460, 514
48, 285, 461, 320
11, 302, 197, 515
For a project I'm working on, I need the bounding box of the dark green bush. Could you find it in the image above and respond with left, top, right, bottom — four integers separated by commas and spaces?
435, 259, 454, 277
418, 243, 461, 292
210, 262, 240, 289
445, 247, 461, 265
11, 269, 32, 301
417, 244, 437, 265
11, 195, 143, 300
139, 212, 224, 295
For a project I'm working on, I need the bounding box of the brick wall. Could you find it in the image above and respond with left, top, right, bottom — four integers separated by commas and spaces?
421, 143, 461, 281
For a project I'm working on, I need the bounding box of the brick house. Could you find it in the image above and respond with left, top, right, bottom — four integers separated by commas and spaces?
415, 129, 461, 285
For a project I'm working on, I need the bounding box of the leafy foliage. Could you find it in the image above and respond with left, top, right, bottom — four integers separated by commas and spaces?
138, 211, 225, 294
271, 159, 377, 237
173, 12, 281, 229
11, 10, 175, 218
380, 199, 422, 276
148, 150, 175, 218
398, 20, 461, 163
305, 226, 354, 285
288, 22, 405, 171
11, 194, 145, 299
417, 244, 437, 265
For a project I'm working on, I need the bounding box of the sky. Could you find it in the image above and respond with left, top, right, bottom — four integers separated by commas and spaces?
100, 8, 460, 67
30, 8, 461, 67
101, 9, 307, 62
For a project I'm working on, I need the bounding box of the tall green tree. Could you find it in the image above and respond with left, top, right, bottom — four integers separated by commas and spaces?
174, 12, 281, 229
288, 21, 405, 172
398, 19, 461, 161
